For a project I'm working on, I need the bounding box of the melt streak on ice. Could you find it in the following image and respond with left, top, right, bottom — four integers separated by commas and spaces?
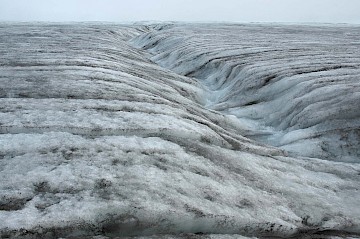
0, 23, 359, 238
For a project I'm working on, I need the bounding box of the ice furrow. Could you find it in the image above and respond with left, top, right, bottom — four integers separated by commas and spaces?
132, 23, 360, 162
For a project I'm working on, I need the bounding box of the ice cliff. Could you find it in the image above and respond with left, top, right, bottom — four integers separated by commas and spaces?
0, 23, 359, 238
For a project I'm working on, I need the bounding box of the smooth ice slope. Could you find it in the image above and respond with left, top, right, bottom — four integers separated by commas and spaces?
0, 23, 360, 239
132, 23, 360, 162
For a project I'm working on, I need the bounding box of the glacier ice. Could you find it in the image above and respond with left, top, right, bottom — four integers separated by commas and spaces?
132, 23, 360, 163
0, 23, 359, 238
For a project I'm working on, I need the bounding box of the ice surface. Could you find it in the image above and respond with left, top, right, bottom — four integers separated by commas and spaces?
0, 23, 359, 238
132, 23, 360, 162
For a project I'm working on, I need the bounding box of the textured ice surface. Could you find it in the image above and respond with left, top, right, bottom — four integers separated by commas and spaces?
132, 23, 360, 162
0, 23, 360, 238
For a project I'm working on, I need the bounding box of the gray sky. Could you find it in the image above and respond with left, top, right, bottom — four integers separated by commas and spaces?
1, 0, 360, 23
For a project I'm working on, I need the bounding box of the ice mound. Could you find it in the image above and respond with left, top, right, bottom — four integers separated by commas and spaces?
0, 23, 359, 238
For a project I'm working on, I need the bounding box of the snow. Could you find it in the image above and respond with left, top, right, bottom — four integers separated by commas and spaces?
0, 23, 359, 238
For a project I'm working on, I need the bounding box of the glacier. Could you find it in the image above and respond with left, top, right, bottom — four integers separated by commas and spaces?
132, 23, 360, 163
0, 22, 359, 238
